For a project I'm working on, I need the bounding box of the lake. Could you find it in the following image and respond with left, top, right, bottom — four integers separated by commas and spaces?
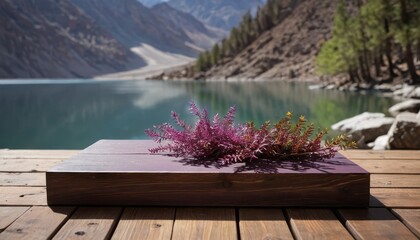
0, 80, 398, 149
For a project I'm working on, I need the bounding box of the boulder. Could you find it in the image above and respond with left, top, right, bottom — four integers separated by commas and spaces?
372, 135, 390, 150
388, 99, 420, 116
392, 85, 415, 98
331, 112, 385, 132
349, 117, 394, 143
408, 87, 420, 99
331, 112, 394, 144
388, 112, 420, 149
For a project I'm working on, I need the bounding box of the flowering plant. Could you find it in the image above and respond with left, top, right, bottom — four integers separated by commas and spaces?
145, 102, 355, 165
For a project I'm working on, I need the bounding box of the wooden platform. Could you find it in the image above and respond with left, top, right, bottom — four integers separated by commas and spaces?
46, 140, 370, 207
1, 149, 419, 239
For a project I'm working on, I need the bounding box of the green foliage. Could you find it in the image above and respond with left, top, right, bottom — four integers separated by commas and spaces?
316, 0, 420, 82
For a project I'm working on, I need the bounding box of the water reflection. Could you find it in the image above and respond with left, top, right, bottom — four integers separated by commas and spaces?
0, 80, 397, 149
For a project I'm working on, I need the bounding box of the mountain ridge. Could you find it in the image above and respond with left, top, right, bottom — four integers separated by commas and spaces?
0, 0, 222, 78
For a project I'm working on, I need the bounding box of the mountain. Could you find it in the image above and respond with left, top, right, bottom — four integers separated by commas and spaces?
1, 0, 224, 78
206, 0, 335, 80
69, 0, 196, 56
0, 0, 144, 78
157, 0, 342, 81
151, 3, 224, 51
167, 0, 266, 31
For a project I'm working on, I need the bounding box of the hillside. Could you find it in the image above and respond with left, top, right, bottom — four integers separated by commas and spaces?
156, 0, 339, 80
70, 0, 196, 56
0, 0, 143, 78
151, 3, 224, 51
205, 0, 338, 80
0, 0, 225, 78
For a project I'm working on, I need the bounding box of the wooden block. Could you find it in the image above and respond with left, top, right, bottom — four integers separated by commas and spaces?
0, 187, 47, 206
286, 209, 353, 240
239, 208, 293, 240
391, 209, 420, 238
0, 206, 74, 240
52, 207, 121, 240
112, 207, 175, 240
46, 140, 370, 207
171, 208, 237, 240
0, 207, 29, 232
339, 208, 418, 239
0, 173, 45, 186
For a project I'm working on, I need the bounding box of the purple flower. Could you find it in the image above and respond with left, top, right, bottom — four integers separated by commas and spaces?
145, 101, 355, 165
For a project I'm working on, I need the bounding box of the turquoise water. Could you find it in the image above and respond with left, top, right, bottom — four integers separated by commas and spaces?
0, 80, 397, 149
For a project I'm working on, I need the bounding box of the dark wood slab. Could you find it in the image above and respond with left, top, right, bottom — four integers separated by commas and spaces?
46, 140, 370, 207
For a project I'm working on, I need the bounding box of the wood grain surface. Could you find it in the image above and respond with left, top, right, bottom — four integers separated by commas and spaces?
1, 148, 419, 239
112, 208, 175, 240
0, 206, 74, 240
46, 140, 370, 207
171, 208, 237, 240
239, 208, 293, 240
339, 208, 418, 239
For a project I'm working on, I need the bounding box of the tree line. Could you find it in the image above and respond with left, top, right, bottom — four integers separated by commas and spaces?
316, 0, 420, 84
195, 0, 287, 72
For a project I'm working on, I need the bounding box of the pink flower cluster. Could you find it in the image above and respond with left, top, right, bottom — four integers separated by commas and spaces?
145, 102, 353, 165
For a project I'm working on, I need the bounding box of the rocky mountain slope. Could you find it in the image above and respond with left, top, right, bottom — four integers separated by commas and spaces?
0, 0, 222, 78
158, 0, 342, 81
207, 0, 338, 80
0, 0, 143, 78
167, 0, 266, 31
151, 3, 224, 51
70, 0, 200, 56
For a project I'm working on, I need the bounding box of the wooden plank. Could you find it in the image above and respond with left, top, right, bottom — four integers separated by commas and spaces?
0, 206, 74, 240
47, 141, 370, 207
339, 208, 417, 239
0, 187, 47, 206
171, 208, 237, 240
371, 174, 420, 188
0, 150, 78, 159
0, 173, 45, 186
0, 159, 64, 172
370, 188, 420, 208
112, 208, 175, 240
239, 208, 293, 240
286, 209, 352, 240
0, 207, 29, 232
352, 160, 420, 174
52, 207, 121, 240
341, 150, 420, 160
392, 209, 420, 237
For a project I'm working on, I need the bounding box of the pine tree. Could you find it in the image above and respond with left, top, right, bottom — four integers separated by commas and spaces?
211, 44, 220, 65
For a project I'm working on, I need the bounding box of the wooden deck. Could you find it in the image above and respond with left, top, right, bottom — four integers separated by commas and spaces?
0, 149, 419, 239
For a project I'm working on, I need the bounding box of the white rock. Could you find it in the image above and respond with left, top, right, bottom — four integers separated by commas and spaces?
331, 112, 385, 131
372, 135, 390, 150
331, 112, 394, 143
393, 85, 415, 97
350, 117, 395, 142
388, 112, 420, 149
408, 87, 420, 99
388, 99, 420, 116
